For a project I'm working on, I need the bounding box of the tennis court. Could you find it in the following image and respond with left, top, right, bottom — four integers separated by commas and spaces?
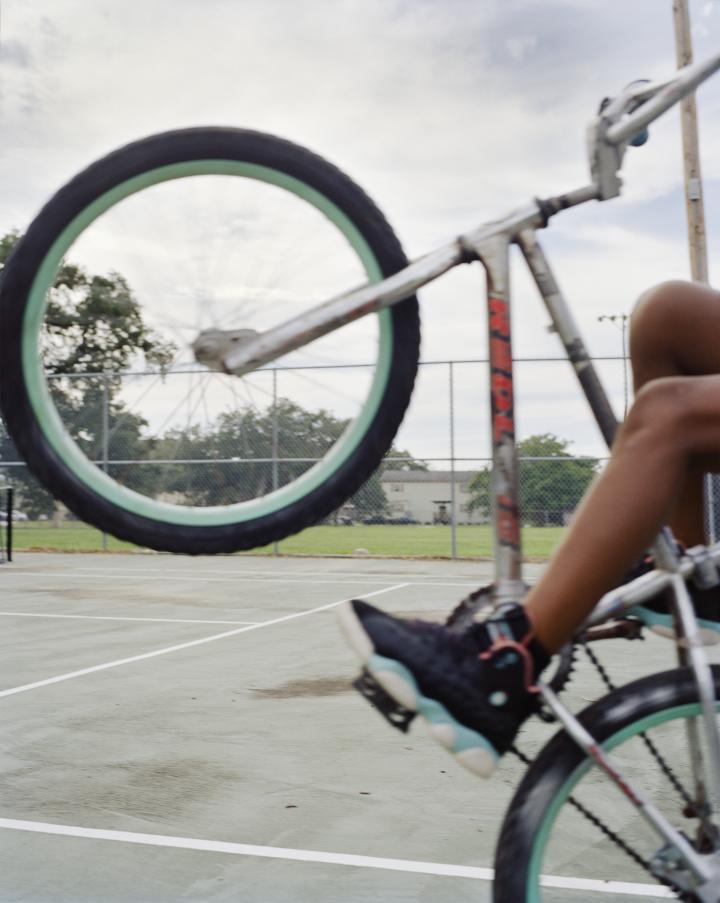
0, 552, 711, 902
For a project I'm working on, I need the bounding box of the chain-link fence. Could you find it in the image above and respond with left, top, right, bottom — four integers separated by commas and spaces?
0, 356, 631, 558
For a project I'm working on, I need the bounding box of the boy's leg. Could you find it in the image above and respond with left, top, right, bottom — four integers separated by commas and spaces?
630, 280, 720, 545
525, 371, 720, 650
527, 280, 720, 651
340, 280, 720, 775
526, 280, 720, 650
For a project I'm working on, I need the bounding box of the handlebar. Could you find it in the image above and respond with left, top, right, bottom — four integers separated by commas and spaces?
588, 50, 720, 200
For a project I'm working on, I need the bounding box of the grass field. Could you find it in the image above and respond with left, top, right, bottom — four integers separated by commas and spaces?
7, 521, 567, 559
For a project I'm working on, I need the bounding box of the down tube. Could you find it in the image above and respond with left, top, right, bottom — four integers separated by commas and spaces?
516, 229, 620, 449
478, 235, 523, 596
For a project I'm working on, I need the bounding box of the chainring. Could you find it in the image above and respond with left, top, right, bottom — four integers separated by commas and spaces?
444, 582, 578, 697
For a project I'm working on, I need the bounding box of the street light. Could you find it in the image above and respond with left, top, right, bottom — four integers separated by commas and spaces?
597, 313, 629, 418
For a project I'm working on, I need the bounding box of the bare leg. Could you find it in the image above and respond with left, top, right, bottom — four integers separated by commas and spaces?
525, 281, 720, 652
630, 281, 720, 544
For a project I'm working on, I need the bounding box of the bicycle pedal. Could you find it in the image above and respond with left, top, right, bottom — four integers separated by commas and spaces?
352, 668, 416, 734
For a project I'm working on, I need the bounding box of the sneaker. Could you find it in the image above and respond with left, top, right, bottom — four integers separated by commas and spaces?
621, 555, 720, 645
631, 584, 720, 645
337, 599, 549, 778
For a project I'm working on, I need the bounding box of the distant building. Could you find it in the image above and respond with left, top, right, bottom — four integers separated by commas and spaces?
379, 470, 484, 524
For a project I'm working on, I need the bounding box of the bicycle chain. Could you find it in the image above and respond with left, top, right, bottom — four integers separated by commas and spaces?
510, 637, 703, 900
580, 640, 695, 813
510, 745, 691, 899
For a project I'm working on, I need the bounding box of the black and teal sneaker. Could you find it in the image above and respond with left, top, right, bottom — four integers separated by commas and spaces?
631, 584, 720, 645
622, 554, 720, 645
337, 599, 549, 778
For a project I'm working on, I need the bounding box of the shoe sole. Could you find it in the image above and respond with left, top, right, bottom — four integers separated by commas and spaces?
337, 601, 500, 779
630, 606, 720, 645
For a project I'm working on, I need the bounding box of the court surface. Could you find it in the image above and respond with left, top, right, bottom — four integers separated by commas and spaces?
0, 552, 714, 903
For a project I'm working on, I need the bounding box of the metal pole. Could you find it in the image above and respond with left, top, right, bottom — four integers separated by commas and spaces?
672, 5, 720, 817
708, 477, 717, 544
475, 233, 524, 600
102, 373, 109, 551
673, 0, 709, 285
272, 368, 279, 556
597, 314, 629, 419
449, 362, 457, 559
6, 486, 13, 563
672, 1, 716, 538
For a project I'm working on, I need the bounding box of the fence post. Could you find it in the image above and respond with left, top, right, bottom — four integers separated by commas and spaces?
6, 486, 13, 563
101, 372, 109, 551
707, 474, 717, 543
449, 362, 457, 559
272, 368, 279, 556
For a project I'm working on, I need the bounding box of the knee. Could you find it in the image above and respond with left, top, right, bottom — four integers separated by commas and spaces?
621, 376, 692, 451
630, 280, 692, 350
627, 280, 719, 387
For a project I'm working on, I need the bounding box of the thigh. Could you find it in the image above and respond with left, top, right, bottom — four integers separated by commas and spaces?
662, 373, 720, 471
630, 280, 720, 388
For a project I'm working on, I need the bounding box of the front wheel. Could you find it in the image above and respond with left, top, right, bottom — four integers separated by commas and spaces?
494, 667, 720, 902
0, 128, 420, 553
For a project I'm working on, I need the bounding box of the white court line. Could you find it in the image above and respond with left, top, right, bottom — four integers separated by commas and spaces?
3, 569, 481, 589
0, 584, 408, 700
0, 817, 673, 897
6, 563, 472, 580
1, 571, 414, 587
0, 611, 258, 626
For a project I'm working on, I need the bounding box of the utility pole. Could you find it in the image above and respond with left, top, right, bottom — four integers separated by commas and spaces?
672, 0, 709, 284
672, 1, 715, 537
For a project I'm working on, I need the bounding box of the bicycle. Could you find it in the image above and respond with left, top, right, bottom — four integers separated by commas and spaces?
1, 48, 720, 900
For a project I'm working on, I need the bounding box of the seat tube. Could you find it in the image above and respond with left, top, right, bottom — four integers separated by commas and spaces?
477, 235, 523, 598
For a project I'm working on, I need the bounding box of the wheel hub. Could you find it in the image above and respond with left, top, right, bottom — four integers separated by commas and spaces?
191, 327, 260, 372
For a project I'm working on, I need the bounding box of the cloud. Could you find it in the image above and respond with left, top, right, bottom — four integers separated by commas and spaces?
1, 0, 719, 457
0, 38, 31, 67
505, 35, 538, 62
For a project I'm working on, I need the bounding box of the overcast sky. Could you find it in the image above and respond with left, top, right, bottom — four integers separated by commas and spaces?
1, 0, 719, 460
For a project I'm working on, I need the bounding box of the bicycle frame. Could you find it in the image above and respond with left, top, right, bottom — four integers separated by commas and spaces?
196, 50, 720, 891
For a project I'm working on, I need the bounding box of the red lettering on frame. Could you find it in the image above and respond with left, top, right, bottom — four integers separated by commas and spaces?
489, 297, 510, 336
491, 370, 514, 443
490, 335, 512, 372
492, 371, 513, 401
489, 295, 514, 444
493, 414, 514, 444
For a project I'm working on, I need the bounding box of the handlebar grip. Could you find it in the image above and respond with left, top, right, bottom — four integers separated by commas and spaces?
626, 80, 650, 148
599, 81, 651, 148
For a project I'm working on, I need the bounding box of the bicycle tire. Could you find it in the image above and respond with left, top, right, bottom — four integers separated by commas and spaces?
494, 666, 720, 902
0, 128, 420, 554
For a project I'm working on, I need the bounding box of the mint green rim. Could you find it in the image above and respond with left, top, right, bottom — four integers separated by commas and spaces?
22, 160, 394, 526
526, 699, 715, 901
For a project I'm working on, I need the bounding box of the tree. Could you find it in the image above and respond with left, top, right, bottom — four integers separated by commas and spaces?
468, 433, 598, 527
0, 231, 176, 515
146, 399, 427, 520
1, 224, 428, 521
382, 448, 429, 472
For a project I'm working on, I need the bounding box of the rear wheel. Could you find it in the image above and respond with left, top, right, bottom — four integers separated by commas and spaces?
0, 128, 420, 553
494, 667, 720, 902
